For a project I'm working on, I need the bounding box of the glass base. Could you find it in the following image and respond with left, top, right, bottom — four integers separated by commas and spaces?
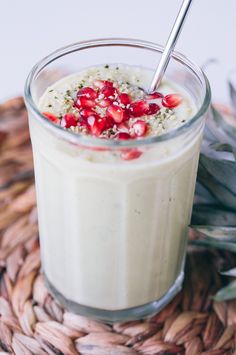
44, 271, 184, 323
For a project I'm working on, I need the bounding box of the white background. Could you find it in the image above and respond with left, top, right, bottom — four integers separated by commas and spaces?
1, 0, 236, 103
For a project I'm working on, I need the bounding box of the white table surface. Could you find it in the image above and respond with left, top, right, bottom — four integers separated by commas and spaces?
1, 0, 235, 104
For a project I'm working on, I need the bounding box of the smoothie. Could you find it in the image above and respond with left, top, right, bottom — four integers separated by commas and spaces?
30, 64, 202, 313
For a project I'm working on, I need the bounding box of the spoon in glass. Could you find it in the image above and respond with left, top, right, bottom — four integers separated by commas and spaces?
149, 0, 193, 92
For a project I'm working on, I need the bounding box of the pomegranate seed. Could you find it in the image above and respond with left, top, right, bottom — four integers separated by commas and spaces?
116, 132, 132, 140
147, 103, 160, 115
117, 121, 129, 132
93, 80, 113, 89
97, 98, 113, 108
118, 93, 131, 106
75, 96, 96, 108
43, 112, 60, 124
77, 87, 97, 99
162, 94, 182, 108
129, 100, 149, 118
104, 115, 114, 129
61, 113, 78, 128
79, 117, 89, 129
107, 104, 125, 123
121, 149, 142, 160
101, 86, 117, 98
87, 114, 106, 136
80, 108, 96, 118
132, 120, 147, 137
145, 91, 163, 100
123, 108, 131, 121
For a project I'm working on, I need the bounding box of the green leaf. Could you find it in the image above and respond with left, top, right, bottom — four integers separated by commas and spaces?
210, 143, 236, 160
191, 225, 236, 242
202, 123, 219, 144
211, 106, 236, 144
200, 155, 236, 195
229, 79, 236, 115
191, 204, 236, 226
197, 158, 236, 211
194, 182, 218, 205
203, 108, 230, 146
214, 281, 236, 301
221, 267, 236, 277
191, 239, 236, 253
197, 155, 236, 210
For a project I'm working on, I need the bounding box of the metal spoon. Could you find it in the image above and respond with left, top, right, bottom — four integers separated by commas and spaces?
149, 0, 193, 92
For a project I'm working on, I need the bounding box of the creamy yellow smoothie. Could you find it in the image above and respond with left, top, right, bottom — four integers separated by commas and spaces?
29, 65, 203, 312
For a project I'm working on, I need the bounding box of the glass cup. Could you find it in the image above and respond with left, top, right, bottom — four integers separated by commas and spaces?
24, 38, 211, 322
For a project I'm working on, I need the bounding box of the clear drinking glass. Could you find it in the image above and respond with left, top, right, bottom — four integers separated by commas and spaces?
24, 38, 211, 322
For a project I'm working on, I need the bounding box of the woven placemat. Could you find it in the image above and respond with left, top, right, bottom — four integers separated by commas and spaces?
0, 97, 236, 355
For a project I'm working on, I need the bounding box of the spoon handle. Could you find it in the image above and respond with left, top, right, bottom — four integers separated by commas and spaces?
149, 0, 193, 92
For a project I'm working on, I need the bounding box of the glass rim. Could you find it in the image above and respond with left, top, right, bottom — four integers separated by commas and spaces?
24, 37, 211, 148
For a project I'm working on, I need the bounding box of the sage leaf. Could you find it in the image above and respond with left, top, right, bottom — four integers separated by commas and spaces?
210, 143, 236, 160
204, 107, 235, 146
191, 204, 236, 226
195, 182, 218, 204
200, 155, 236, 195
229, 78, 236, 115
191, 225, 236, 242
211, 106, 236, 143
191, 239, 236, 253
214, 281, 236, 301
197, 159, 236, 210
221, 268, 236, 277
203, 122, 219, 143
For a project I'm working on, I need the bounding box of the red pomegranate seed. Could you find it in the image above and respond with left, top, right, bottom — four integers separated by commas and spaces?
75, 97, 96, 108
121, 149, 142, 160
87, 114, 106, 136
117, 121, 129, 132
147, 103, 160, 115
129, 100, 149, 118
77, 87, 98, 99
162, 94, 182, 108
78, 116, 89, 129
104, 115, 115, 129
145, 91, 163, 100
101, 86, 117, 98
107, 104, 125, 123
80, 108, 96, 118
116, 132, 132, 140
93, 80, 113, 89
132, 120, 147, 137
123, 108, 131, 121
43, 112, 60, 124
61, 113, 78, 128
118, 93, 131, 106
97, 98, 113, 108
